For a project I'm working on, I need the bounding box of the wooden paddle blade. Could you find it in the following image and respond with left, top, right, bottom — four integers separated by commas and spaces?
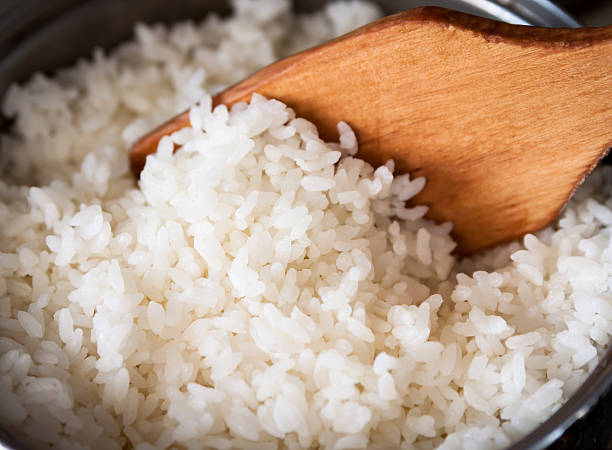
130, 7, 612, 254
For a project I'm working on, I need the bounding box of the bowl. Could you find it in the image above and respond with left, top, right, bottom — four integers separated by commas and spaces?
0, 1, 609, 449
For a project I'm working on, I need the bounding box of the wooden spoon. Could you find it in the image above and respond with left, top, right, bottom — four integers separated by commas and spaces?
129, 7, 612, 254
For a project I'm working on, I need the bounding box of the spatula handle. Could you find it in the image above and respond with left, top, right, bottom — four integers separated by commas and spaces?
130, 8, 612, 178
129, 8, 612, 253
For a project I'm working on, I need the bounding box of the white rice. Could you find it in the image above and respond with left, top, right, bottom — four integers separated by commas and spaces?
0, 1, 611, 449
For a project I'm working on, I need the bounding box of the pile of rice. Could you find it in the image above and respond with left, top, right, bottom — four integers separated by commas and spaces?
1, 1, 611, 449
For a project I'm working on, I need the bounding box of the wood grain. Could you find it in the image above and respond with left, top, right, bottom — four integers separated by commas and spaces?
129, 7, 612, 254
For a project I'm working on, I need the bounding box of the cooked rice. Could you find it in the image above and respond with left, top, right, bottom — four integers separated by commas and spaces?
0, 1, 610, 449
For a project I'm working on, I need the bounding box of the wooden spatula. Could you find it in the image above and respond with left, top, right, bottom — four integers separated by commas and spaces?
129, 7, 612, 254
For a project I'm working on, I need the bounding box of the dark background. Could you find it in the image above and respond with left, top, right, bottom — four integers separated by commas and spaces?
558, 0, 612, 25
554, 389, 612, 450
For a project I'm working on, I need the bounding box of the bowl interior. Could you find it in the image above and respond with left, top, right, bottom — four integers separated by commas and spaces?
0, 2, 608, 450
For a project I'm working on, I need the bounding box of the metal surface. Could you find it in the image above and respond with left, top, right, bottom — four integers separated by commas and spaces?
377, 0, 581, 25
0, 1, 609, 450
495, 0, 581, 26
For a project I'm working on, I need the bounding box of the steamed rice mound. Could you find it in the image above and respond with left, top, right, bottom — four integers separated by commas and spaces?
1, 1, 611, 449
